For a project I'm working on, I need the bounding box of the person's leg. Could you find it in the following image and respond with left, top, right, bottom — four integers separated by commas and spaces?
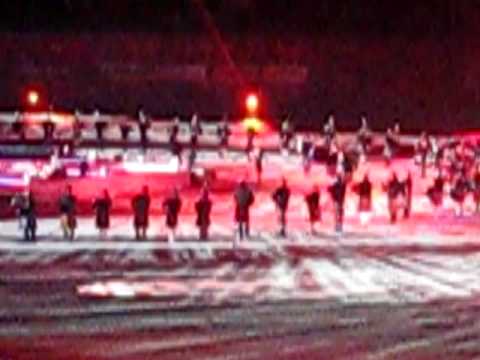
280, 211, 286, 237
238, 222, 244, 241
24, 225, 29, 241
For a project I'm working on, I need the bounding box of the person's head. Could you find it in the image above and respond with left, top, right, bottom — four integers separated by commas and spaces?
103, 189, 109, 198
282, 177, 287, 187
312, 184, 319, 193
363, 172, 370, 182
142, 185, 149, 195
66, 184, 73, 195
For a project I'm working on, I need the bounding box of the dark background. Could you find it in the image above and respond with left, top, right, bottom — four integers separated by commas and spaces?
1, 0, 480, 132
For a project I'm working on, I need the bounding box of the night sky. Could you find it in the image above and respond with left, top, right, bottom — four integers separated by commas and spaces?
0, 0, 472, 36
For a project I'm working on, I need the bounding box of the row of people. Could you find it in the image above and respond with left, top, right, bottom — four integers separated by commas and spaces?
10, 170, 418, 242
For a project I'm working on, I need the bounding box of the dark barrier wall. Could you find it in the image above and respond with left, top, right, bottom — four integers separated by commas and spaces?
1, 32, 480, 132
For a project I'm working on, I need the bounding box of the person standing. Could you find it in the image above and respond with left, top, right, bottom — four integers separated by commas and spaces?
23, 191, 37, 242
323, 113, 336, 149
254, 148, 265, 185
427, 171, 445, 210
163, 188, 182, 243
234, 180, 255, 241
272, 178, 291, 237
305, 185, 321, 234
190, 113, 202, 148
170, 117, 182, 165
195, 187, 212, 241
352, 174, 372, 227
416, 132, 431, 178
93, 189, 112, 239
328, 174, 347, 234
217, 115, 231, 157
59, 185, 77, 240
450, 172, 470, 217
384, 172, 404, 224
132, 186, 151, 240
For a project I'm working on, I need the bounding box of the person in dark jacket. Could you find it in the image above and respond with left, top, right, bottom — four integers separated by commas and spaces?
93, 189, 112, 239
272, 178, 291, 237
190, 113, 202, 148
305, 185, 321, 234
20, 191, 37, 242
450, 172, 470, 217
132, 186, 151, 240
217, 116, 231, 157
416, 132, 431, 178
427, 171, 445, 209
352, 174, 372, 226
59, 185, 77, 240
195, 187, 212, 240
163, 188, 182, 243
234, 180, 255, 241
384, 172, 404, 224
328, 174, 347, 234
170, 117, 182, 165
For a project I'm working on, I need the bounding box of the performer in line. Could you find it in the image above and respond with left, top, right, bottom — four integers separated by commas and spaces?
416, 132, 431, 178
163, 188, 182, 243
384, 128, 397, 165
254, 147, 265, 185
427, 171, 445, 210
195, 186, 212, 241
450, 171, 470, 217
302, 136, 316, 174
59, 185, 77, 240
403, 172, 413, 219
305, 185, 321, 234
384, 172, 405, 224
246, 127, 256, 160
328, 173, 347, 234
352, 173, 372, 227
217, 115, 231, 157
190, 113, 202, 148
93, 189, 112, 239
234, 180, 255, 241
280, 115, 293, 154
138, 106, 150, 148
169, 117, 182, 166
132, 186, 151, 240
272, 178, 291, 237
13, 190, 37, 242
323, 113, 336, 149
357, 114, 372, 163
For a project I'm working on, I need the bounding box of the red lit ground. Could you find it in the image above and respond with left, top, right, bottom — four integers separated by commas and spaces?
0, 149, 480, 359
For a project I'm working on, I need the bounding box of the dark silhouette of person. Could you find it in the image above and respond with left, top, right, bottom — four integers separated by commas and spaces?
328, 174, 347, 234
272, 178, 291, 237
352, 174, 372, 226
93, 189, 112, 238
23, 191, 37, 242
234, 180, 255, 241
305, 185, 321, 234
59, 185, 77, 240
195, 187, 212, 240
163, 188, 182, 242
132, 186, 151, 240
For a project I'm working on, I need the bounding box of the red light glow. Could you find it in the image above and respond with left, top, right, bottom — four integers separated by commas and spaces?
245, 94, 259, 114
27, 90, 39, 106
